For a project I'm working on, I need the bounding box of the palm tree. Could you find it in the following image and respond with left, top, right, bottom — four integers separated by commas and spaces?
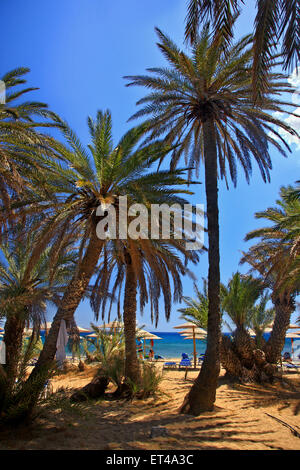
0, 220, 77, 393
184, 1, 300, 101
222, 272, 263, 330
242, 185, 300, 364
221, 272, 263, 365
219, 272, 277, 381
24, 110, 197, 411
125, 27, 298, 413
0, 67, 60, 202
286, 181, 300, 203
178, 280, 209, 330
83, 323, 125, 391
249, 293, 275, 348
90, 232, 199, 392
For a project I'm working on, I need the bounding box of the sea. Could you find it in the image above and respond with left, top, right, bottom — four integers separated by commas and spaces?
0, 331, 299, 360
145, 332, 300, 359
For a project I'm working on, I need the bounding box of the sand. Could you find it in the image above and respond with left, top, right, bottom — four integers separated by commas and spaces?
1, 359, 300, 450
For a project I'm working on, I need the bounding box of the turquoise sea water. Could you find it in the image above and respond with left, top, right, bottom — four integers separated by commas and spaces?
147, 332, 207, 358
147, 332, 300, 359
1, 331, 299, 360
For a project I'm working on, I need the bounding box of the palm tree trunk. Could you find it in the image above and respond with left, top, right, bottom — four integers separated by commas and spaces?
264, 293, 295, 364
123, 250, 141, 387
3, 313, 26, 391
180, 117, 221, 414
233, 325, 255, 368
27, 230, 104, 384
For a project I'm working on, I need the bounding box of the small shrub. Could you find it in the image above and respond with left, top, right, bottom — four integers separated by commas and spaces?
127, 362, 164, 399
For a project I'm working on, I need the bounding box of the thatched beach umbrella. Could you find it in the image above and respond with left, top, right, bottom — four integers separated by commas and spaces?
181, 333, 207, 339
178, 327, 207, 335
285, 332, 300, 338
23, 328, 33, 336
285, 331, 300, 354
105, 320, 124, 329
174, 322, 203, 368
136, 330, 162, 357
77, 326, 91, 333
247, 328, 272, 336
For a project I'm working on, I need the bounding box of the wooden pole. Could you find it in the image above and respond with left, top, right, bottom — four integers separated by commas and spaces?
193, 326, 196, 368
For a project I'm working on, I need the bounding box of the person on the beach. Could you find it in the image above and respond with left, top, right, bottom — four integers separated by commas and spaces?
149, 348, 154, 361
137, 339, 143, 359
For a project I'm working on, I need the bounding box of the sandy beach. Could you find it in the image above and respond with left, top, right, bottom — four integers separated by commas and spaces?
1, 360, 300, 450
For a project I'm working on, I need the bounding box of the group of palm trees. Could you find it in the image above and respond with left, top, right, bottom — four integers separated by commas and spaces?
0, 1, 299, 423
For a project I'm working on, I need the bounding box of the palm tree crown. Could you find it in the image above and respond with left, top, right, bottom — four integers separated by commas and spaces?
125, 27, 298, 186
184, 1, 300, 101
178, 280, 209, 330
0, 67, 60, 199
242, 185, 300, 295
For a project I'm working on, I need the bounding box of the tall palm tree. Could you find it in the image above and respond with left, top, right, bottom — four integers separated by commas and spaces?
184, 1, 300, 101
24, 110, 196, 410
242, 185, 300, 363
125, 27, 298, 413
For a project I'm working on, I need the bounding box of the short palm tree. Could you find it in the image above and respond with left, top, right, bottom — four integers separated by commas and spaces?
221, 272, 263, 362
178, 280, 209, 330
222, 272, 263, 330
220, 273, 277, 381
125, 26, 298, 413
83, 323, 125, 390
249, 293, 275, 348
242, 185, 300, 363
184, 0, 300, 101
0, 221, 77, 393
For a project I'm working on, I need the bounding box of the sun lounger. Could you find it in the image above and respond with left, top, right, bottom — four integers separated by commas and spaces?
179, 359, 192, 368
179, 353, 192, 368
198, 354, 205, 364
163, 361, 177, 369
283, 362, 300, 373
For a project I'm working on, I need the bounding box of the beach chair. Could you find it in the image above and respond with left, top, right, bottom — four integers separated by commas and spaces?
179, 353, 192, 368
163, 361, 177, 369
154, 354, 164, 361
283, 362, 300, 373
283, 352, 292, 361
198, 354, 205, 365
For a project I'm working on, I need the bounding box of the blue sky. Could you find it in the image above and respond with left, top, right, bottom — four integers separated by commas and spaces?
2, 0, 299, 331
